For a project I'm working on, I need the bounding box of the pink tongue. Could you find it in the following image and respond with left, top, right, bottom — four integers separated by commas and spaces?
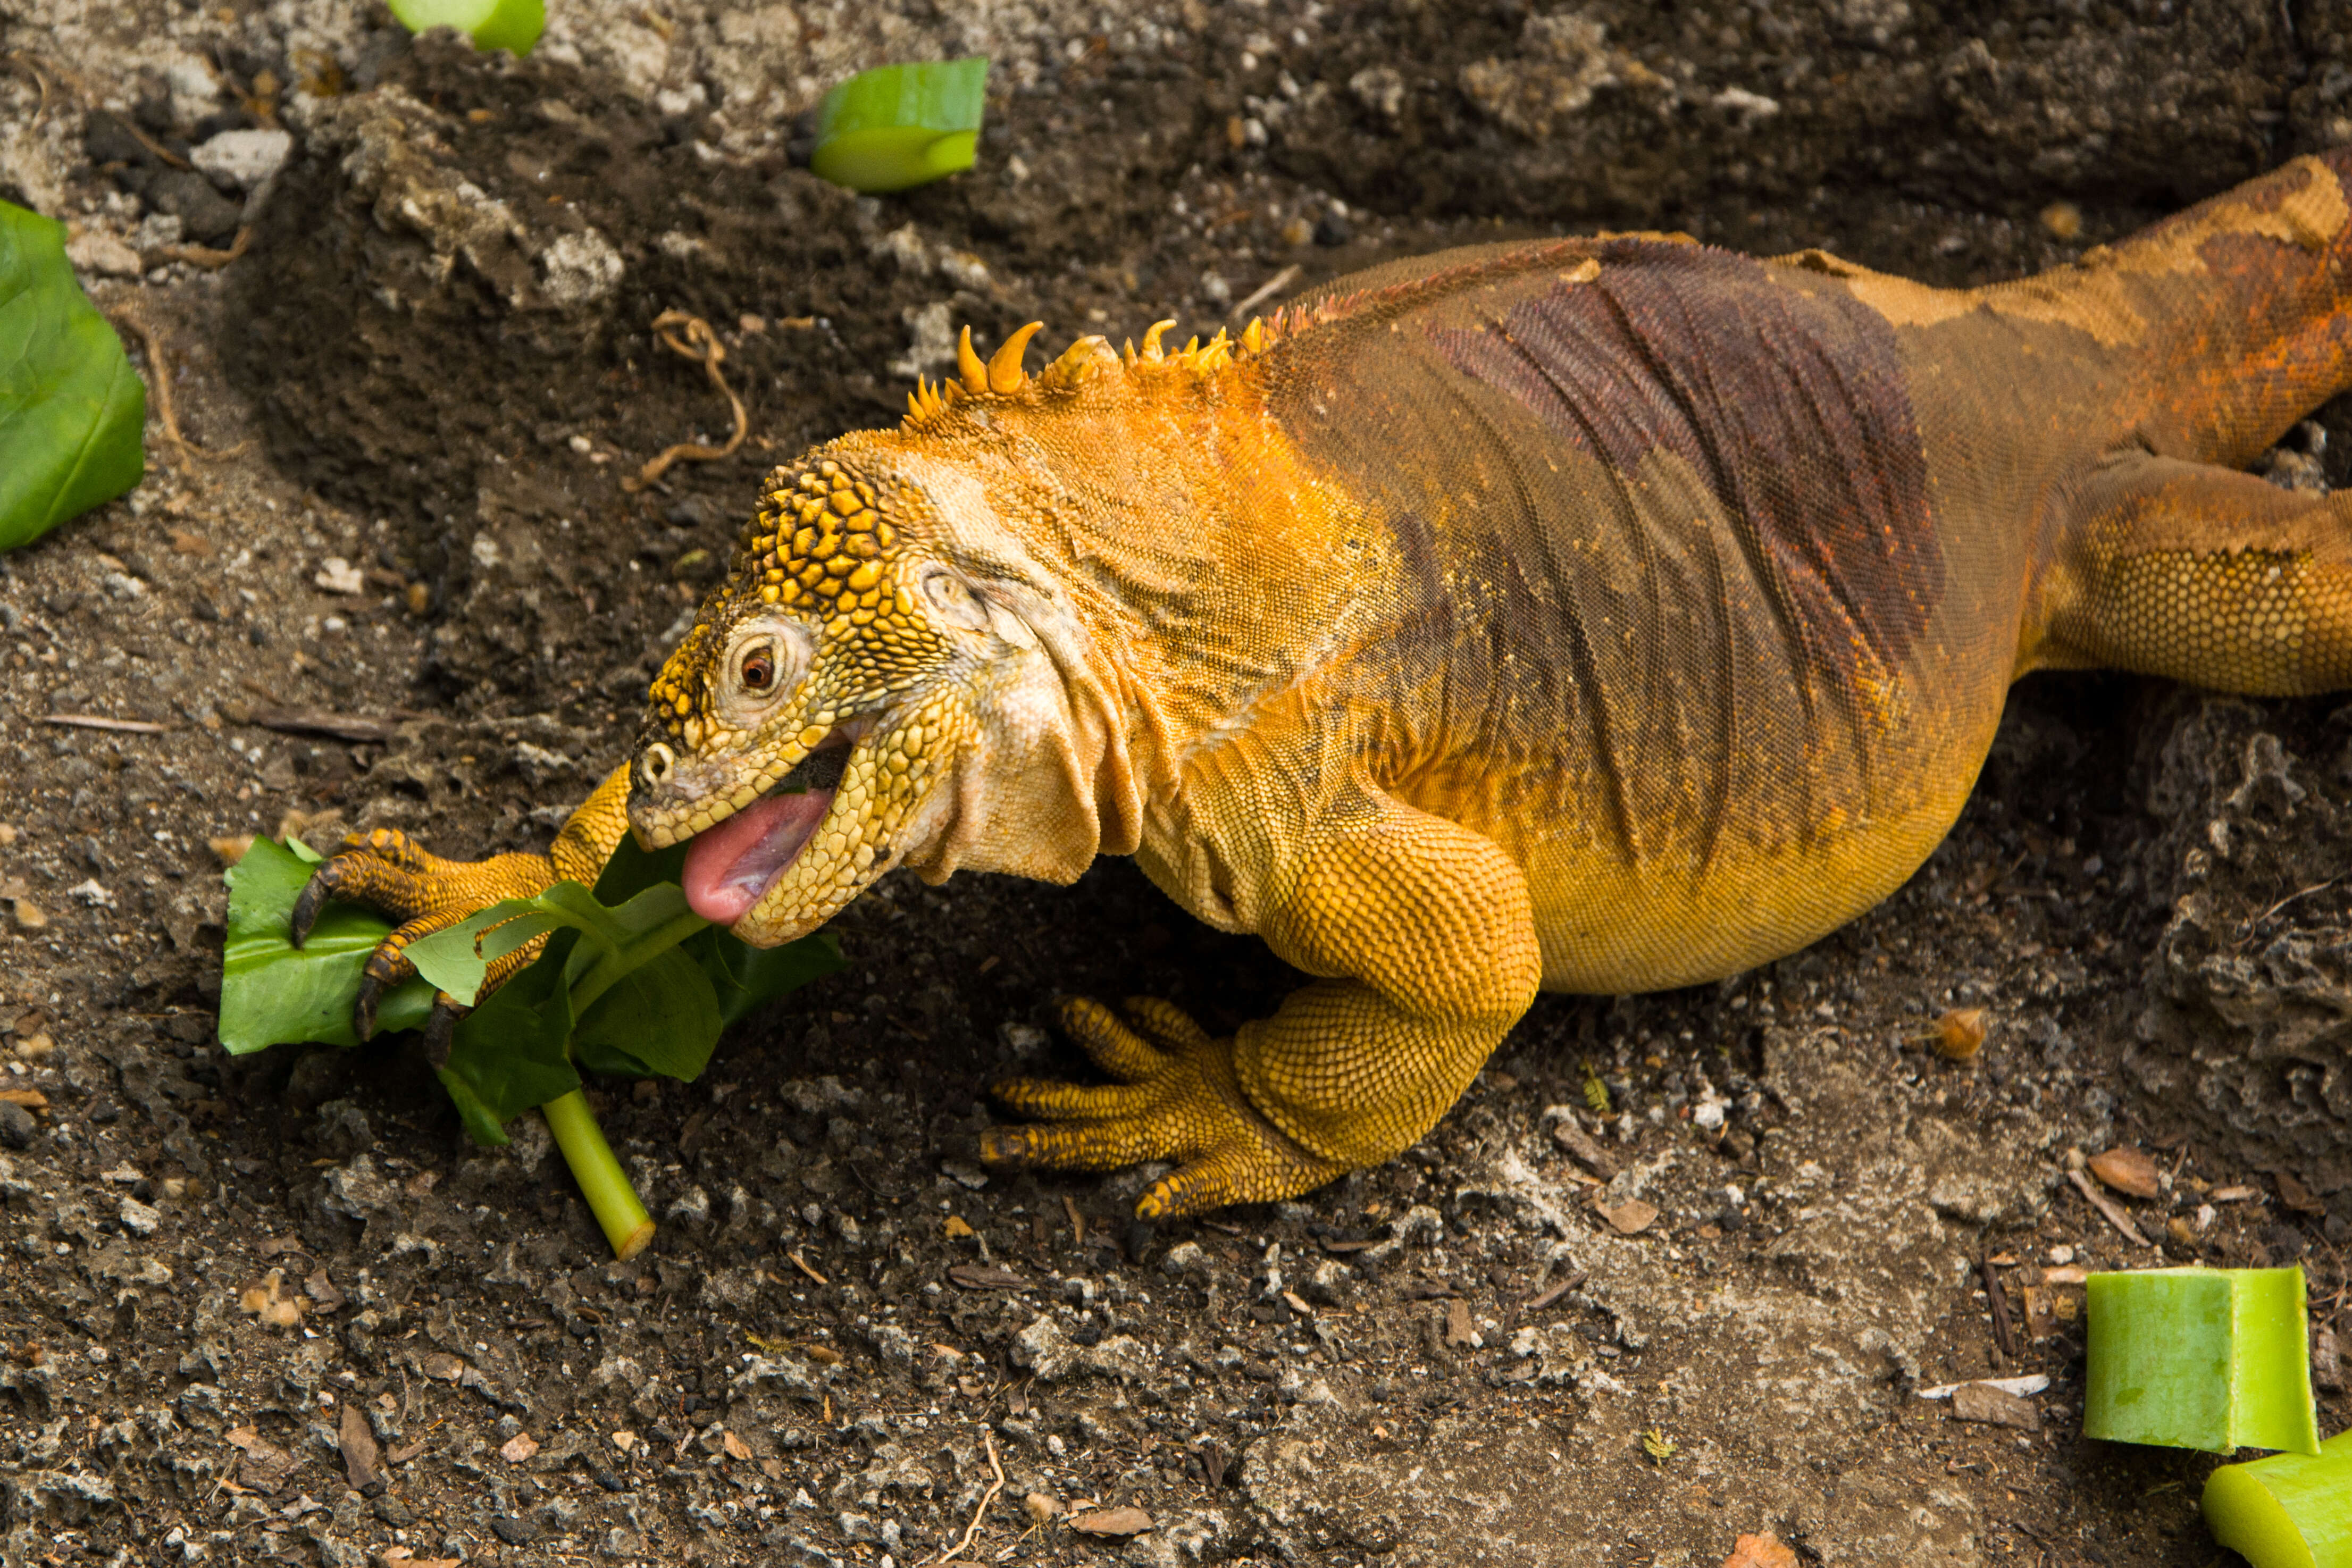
680, 789, 836, 925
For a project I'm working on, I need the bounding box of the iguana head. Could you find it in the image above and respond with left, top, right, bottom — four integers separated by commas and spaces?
624, 395, 1151, 946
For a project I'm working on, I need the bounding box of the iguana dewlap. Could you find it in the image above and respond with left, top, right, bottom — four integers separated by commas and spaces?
299, 153, 2352, 1216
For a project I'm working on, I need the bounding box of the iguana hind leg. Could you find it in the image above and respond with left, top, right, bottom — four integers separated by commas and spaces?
2039, 450, 2352, 694
291, 763, 634, 1036
983, 779, 1543, 1217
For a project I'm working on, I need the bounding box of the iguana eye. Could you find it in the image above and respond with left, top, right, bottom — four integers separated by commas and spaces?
740, 647, 776, 691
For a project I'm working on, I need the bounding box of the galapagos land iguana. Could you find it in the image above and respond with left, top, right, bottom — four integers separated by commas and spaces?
295, 152, 2352, 1218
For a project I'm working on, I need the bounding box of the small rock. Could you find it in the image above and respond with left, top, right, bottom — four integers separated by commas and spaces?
1444, 1299, 1477, 1348
1949, 1381, 2040, 1430
420, 1352, 464, 1382
0, 1100, 36, 1150
1313, 211, 1353, 246
2040, 201, 2083, 241
499, 1431, 540, 1464
12, 898, 48, 930
313, 557, 366, 596
489, 1514, 539, 1546
65, 879, 113, 908
65, 231, 143, 278
189, 127, 291, 192
2086, 1147, 2160, 1200
141, 169, 244, 245
118, 1196, 162, 1236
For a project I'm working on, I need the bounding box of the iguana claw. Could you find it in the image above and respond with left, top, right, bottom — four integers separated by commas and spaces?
292, 827, 560, 1040
980, 997, 1347, 1218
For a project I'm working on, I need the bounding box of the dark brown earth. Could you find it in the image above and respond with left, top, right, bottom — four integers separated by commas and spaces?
0, 2, 2347, 1565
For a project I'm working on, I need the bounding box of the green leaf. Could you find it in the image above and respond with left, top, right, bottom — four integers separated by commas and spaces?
218, 838, 434, 1054
592, 833, 689, 905
405, 878, 696, 1006
438, 926, 581, 1145
383, 0, 544, 55
2203, 1427, 2352, 1568
572, 944, 724, 1080
692, 926, 846, 1026
810, 58, 990, 194
0, 200, 146, 551
2085, 1265, 2319, 1455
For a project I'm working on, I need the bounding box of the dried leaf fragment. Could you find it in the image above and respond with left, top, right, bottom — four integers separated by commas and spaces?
1721, 1532, 1801, 1568
1932, 1007, 1987, 1061
1595, 1196, 1659, 1236
721, 1429, 751, 1460
1069, 1505, 1153, 1537
2087, 1146, 2160, 1200
238, 1268, 303, 1329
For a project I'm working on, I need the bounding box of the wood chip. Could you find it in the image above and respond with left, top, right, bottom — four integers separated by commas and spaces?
43, 714, 170, 734
2043, 1265, 2087, 1286
1317, 1236, 1380, 1254
1444, 1299, 1476, 1347
386, 1439, 429, 1465
1594, 1196, 1659, 1236
1918, 1373, 2049, 1400
2066, 1167, 2150, 1246
2086, 1146, 2160, 1200
1069, 1506, 1154, 1537
721, 1429, 751, 1461
1524, 1270, 1586, 1311
2209, 1184, 2260, 1203
0, 1089, 48, 1110
1551, 1114, 1618, 1178
498, 1432, 539, 1464
2274, 1169, 2326, 1215
946, 1262, 1027, 1291
942, 1214, 974, 1239
337, 1401, 380, 1490
785, 1249, 830, 1285
1721, 1532, 1801, 1568
1949, 1381, 2040, 1430
244, 707, 406, 743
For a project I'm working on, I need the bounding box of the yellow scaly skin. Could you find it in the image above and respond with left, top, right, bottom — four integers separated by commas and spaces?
305, 153, 2352, 1216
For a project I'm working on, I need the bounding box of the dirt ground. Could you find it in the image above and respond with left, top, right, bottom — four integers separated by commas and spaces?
0, 0, 2347, 1564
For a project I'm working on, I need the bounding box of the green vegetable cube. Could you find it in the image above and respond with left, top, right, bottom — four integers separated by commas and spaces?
2085, 1267, 2318, 1456
2204, 1428, 2352, 1568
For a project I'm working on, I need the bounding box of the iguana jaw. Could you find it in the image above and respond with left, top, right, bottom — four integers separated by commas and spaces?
633, 705, 957, 945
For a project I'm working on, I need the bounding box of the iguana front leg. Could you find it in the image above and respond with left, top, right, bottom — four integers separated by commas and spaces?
291, 762, 635, 1036
982, 780, 1544, 1216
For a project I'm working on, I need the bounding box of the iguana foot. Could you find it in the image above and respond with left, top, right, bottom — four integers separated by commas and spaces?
290, 828, 558, 1039
980, 997, 1347, 1218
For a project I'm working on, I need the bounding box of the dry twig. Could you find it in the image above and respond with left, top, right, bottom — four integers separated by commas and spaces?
108, 311, 250, 463
150, 225, 253, 271
1230, 262, 1301, 321
2066, 1167, 2151, 1247
930, 1430, 1005, 1565
44, 715, 171, 735
621, 310, 748, 492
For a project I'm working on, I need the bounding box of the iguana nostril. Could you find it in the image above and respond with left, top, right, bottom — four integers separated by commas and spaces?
640, 743, 675, 786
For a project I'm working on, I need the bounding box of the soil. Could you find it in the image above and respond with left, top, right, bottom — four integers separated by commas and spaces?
0, 1, 2348, 1565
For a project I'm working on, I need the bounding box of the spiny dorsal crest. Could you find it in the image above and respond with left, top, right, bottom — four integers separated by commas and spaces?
900, 314, 1285, 431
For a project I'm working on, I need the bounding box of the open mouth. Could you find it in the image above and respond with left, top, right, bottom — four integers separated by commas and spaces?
679, 734, 853, 926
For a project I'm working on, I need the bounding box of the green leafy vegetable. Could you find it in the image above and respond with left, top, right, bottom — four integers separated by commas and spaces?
221, 837, 435, 1053
810, 58, 990, 194
2085, 1266, 2319, 1456
217, 828, 843, 1258
2204, 1428, 2352, 1568
384, 0, 545, 55
0, 200, 145, 551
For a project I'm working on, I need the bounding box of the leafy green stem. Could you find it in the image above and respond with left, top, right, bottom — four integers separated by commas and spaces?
568, 907, 711, 1019
541, 1089, 654, 1261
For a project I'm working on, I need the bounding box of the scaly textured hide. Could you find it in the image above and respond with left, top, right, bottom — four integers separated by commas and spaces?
302, 152, 2352, 1216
